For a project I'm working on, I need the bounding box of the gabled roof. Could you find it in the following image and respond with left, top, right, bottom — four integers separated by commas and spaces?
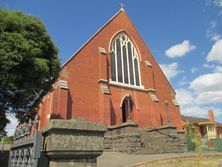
181, 115, 222, 126
60, 8, 176, 94
181, 115, 209, 123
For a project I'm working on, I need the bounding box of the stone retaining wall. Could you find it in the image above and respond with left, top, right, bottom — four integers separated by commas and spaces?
138, 125, 186, 154
104, 133, 141, 154
104, 122, 186, 154
104, 121, 142, 154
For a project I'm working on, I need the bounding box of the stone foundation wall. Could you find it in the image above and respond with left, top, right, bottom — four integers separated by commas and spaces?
104, 122, 186, 154
138, 125, 187, 154
104, 133, 141, 154
104, 121, 142, 154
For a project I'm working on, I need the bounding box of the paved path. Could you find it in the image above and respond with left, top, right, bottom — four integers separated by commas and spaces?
97, 152, 222, 167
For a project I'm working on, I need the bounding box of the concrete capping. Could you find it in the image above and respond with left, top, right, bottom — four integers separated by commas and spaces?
98, 47, 107, 54
147, 88, 156, 93
109, 80, 155, 93
46, 150, 103, 159
145, 125, 177, 132
98, 79, 108, 84
172, 99, 179, 107
42, 118, 107, 133
104, 132, 140, 138
145, 60, 152, 67
107, 120, 138, 130
177, 130, 185, 134
11, 135, 34, 148
150, 94, 159, 102
100, 85, 110, 94
0, 144, 11, 150
59, 80, 68, 90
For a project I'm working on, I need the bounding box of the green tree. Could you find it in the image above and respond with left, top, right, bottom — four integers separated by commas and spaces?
0, 8, 60, 130
0, 111, 10, 133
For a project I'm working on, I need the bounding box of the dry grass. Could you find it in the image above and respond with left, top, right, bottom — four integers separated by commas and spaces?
134, 156, 222, 167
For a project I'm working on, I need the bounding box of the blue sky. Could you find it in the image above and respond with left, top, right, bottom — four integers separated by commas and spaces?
1, 0, 222, 132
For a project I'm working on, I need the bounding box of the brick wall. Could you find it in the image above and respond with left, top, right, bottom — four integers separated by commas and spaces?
38, 10, 183, 131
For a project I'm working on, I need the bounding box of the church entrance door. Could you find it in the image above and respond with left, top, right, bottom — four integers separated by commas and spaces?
121, 96, 132, 123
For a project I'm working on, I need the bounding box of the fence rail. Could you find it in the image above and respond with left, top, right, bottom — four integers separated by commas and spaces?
8, 115, 42, 167
186, 135, 222, 152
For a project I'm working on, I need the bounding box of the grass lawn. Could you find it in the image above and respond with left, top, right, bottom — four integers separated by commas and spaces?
134, 156, 222, 167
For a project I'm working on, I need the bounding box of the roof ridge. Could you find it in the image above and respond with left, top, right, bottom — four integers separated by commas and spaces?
181, 115, 209, 119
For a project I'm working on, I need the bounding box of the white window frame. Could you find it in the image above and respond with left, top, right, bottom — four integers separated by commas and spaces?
110, 32, 143, 88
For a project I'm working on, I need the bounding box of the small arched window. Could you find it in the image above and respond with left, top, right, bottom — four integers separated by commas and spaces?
110, 33, 141, 86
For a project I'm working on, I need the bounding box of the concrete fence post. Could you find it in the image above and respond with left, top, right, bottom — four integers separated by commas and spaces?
41, 118, 107, 167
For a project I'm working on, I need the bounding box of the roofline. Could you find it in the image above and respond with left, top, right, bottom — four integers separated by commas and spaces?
181, 115, 207, 119
122, 12, 176, 94
60, 8, 176, 94
61, 9, 124, 69
198, 122, 215, 125
181, 115, 209, 121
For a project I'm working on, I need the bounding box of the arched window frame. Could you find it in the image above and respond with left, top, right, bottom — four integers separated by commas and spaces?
109, 32, 144, 89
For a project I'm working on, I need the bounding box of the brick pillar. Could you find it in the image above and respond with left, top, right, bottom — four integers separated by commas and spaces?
50, 80, 69, 120
58, 80, 69, 119
209, 109, 217, 134
208, 109, 216, 123
98, 47, 111, 125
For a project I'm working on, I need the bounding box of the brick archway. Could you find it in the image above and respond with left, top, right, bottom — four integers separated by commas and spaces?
121, 95, 133, 123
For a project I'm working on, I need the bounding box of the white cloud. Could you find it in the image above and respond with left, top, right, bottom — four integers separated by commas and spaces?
203, 63, 215, 69
189, 73, 222, 105
214, 66, 222, 72
191, 67, 198, 73
195, 91, 222, 104
214, 0, 222, 7
206, 20, 221, 41
175, 72, 222, 119
159, 62, 183, 80
178, 76, 189, 87
181, 106, 210, 117
190, 73, 222, 93
207, 39, 222, 64
165, 40, 196, 58
5, 114, 18, 136
211, 33, 221, 41
181, 105, 221, 118
176, 88, 194, 106
176, 86, 222, 120
209, 20, 217, 29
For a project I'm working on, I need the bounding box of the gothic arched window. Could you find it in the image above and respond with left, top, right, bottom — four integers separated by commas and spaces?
110, 33, 141, 86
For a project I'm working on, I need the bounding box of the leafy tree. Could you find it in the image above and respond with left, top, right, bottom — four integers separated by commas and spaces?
0, 111, 10, 133
0, 136, 13, 144
0, 8, 60, 130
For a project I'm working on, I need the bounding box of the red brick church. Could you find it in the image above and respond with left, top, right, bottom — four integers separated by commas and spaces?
38, 8, 183, 132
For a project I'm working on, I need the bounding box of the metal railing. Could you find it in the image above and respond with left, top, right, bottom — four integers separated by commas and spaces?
8, 115, 42, 167
186, 135, 222, 152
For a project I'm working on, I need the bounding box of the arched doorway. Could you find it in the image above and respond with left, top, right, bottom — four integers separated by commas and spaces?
121, 96, 132, 123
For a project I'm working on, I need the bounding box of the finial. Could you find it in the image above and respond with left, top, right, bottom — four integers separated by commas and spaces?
120, 3, 124, 11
